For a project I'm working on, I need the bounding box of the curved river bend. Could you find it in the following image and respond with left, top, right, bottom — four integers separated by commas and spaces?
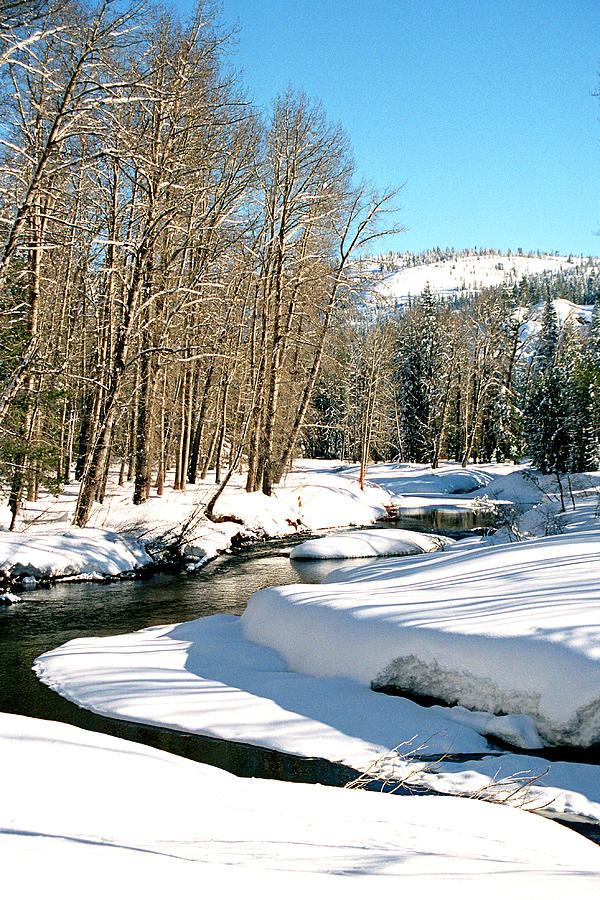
0, 539, 359, 784
2, 524, 600, 845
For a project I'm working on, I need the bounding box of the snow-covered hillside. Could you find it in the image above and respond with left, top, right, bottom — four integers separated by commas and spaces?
363, 252, 598, 306
518, 297, 593, 351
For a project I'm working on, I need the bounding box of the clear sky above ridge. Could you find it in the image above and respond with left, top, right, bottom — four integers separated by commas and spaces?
174, 0, 600, 257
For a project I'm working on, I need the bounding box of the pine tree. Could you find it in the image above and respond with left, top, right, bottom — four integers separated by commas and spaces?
535, 296, 559, 370
566, 356, 599, 472
526, 296, 568, 473
526, 367, 570, 474
394, 284, 443, 463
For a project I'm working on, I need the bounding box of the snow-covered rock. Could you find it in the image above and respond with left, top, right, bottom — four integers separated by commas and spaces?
290, 528, 453, 560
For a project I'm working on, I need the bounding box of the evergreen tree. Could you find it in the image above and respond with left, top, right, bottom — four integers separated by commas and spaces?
535, 296, 559, 370
526, 367, 570, 474
566, 355, 599, 472
394, 283, 444, 463
526, 295, 568, 473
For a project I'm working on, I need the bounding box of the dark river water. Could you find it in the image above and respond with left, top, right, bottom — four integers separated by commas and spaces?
2, 517, 600, 843
0, 537, 360, 784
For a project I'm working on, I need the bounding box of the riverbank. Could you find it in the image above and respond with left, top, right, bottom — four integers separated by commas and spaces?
0, 459, 514, 591
33, 461, 600, 827
7, 461, 600, 890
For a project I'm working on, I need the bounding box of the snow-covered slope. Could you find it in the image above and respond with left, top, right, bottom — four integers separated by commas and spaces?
518, 296, 593, 350
244, 532, 600, 747
365, 252, 595, 305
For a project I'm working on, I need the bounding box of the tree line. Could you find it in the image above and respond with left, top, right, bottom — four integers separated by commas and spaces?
0, 0, 399, 528
305, 283, 600, 480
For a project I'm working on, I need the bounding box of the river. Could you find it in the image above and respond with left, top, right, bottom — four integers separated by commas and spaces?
2, 518, 600, 844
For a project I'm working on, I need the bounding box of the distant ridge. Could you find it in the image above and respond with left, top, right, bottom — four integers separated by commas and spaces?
360, 249, 600, 306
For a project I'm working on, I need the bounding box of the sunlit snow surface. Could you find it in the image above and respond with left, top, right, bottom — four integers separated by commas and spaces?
3, 713, 600, 899
35, 528, 600, 822
290, 528, 453, 559
367, 253, 591, 303
0, 526, 152, 581
31, 460, 600, 823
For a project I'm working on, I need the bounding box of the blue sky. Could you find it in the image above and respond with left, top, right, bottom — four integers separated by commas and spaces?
175, 0, 600, 256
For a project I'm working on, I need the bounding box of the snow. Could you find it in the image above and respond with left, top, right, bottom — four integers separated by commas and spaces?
9, 453, 600, 853
3, 714, 600, 899
0, 526, 153, 582
34, 612, 492, 770
518, 297, 593, 352
0, 458, 517, 587
29, 458, 600, 823
289, 528, 453, 559
34, 526, 600, 819
343, 461, 498, 497
248, 531, 600, 747
366, 252, 593, 304
0, 459, 395, 584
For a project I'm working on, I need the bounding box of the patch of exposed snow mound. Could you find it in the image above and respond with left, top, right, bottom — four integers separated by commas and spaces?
473, 470, 546, 504
346, 463, 494, 498
290, 528, 453, 560
213, 489, 300, 536
4, 714, 600, 895
0, 527, 152, 581
242, 531, 600, 747
293, 481, 392, 530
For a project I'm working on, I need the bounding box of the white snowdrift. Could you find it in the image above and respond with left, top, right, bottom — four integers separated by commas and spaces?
4, 714, 600, 898
290, 528, 453, 560
1, 459, 522, 585
243, 531, 600, 747
34, 612, 492, 770
35, 602, 600, 820
3, 460, 396, 582
343, 462, 496, 498
0, 527, 152, 581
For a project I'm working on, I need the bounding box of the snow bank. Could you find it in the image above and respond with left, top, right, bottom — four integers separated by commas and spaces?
35, 596, 600, 820
0, 527, 152, 581
342, 462, 497, 498
243, 532, 600, 747
3, 459, 528, 585
290, 528, 453, 560
291, 481, 391, 530
35, 613, 491, 771
4, 714, 600, 897
4, 460, 399, 583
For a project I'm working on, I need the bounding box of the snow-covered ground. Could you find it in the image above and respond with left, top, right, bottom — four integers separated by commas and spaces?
245, 531, 600, 747
3, 714, 600, 899
0, 526, 153, 584
32, 459, 600, 827
366, 252, 593, 304
0, 460, 396, 586
1, 459, 515, 588
34, 532, 600, 821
